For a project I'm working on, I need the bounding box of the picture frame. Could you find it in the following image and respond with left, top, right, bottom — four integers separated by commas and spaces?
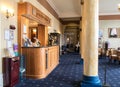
108, 28, 120, 38
5, 29, 10, 40
108, 28, 117, 38
9, 30, 14, 40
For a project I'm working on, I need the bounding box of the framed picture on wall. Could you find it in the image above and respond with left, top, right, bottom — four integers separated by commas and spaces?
5, 29, 10, 40
9, 30, 14, 40
108, 28, 120, 38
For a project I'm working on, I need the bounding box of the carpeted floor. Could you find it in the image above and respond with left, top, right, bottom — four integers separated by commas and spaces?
99, 56, 120, 87
15, 53, 120, 87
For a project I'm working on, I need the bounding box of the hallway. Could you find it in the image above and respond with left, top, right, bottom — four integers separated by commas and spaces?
15, 53, 120, 87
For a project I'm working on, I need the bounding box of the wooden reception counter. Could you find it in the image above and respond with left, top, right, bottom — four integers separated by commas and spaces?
22, 45, 59, 79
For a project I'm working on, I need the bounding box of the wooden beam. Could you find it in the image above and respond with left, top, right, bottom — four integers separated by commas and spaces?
37, 0, 59, 20
99, 15, 120, 20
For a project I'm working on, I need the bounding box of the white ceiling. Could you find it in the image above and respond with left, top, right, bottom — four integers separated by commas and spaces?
99, 0, 120, 15
47, 0, 120, 18
47, 0, 81, 18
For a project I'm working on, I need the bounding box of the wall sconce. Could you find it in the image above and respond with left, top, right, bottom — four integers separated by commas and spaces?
81, 0, 84, 5
118, 4, 120, 10
1, 6, 14, 19
6, 9, 14, 19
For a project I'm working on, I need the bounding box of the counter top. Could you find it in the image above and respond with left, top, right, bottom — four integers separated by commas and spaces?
22, 45, 59, 48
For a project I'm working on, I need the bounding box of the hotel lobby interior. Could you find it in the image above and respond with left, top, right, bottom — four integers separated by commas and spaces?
0, 0, 120, 87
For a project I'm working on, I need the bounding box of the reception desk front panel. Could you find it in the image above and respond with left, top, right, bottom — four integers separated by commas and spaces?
22, 46, 59, 79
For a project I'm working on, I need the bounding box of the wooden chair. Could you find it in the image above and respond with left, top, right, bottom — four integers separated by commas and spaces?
98, 48, 102, 57
106, 48, 112, 58
109, 49, 118, 62
117, 50, 120, 64
98, 48, 109, 58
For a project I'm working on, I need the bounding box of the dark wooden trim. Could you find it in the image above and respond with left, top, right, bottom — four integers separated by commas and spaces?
99, 15, 120, 20
60, 17, 80, 25
37, 0, 59, 20
66, 26, 79, 29
60, 20, 80, 25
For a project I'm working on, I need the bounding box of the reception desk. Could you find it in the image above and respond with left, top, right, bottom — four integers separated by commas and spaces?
22, 45, 59, 79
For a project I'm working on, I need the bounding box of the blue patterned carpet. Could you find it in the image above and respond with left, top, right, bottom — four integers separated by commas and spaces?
99, 56, 120, 87
15, 53, 120, 87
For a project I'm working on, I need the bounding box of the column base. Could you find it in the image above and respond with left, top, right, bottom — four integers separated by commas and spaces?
80, 75, 102, 87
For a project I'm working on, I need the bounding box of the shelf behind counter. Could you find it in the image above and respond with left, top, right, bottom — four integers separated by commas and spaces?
22, 45, 59, 79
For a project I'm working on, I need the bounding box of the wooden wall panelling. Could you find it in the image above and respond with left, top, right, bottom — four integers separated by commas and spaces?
47, 46, 59, 75
18, 2, 51, 53
45, 26, 48, 46
38, 24, 48, 46
18, 2, 31, 53
38, 24, 45, 46
37, 0, 59, 20
18, 2, 51, 26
